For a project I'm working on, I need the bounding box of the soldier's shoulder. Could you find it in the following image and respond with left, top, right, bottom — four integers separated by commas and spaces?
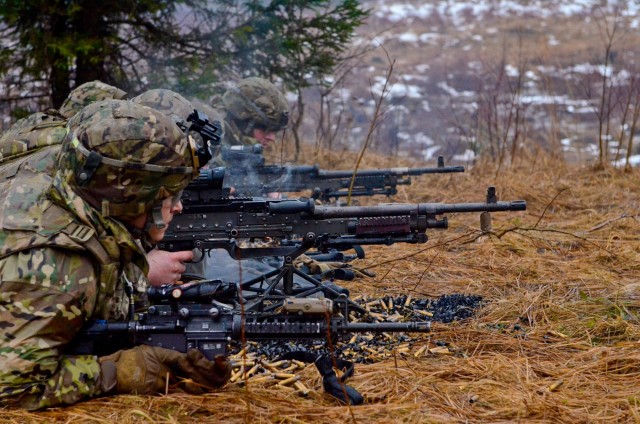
0, 169, 73, 245
0, 113, 67, 165
0, 246, 98, 295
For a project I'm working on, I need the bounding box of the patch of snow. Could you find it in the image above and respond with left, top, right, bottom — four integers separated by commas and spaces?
613, 154, 640, 167
398, 32, 419, 43
525, 70, 539, 80
285, 92, 298, 103
412, 132, 435, 146
453, 149, 476, 162
437, 81, 475, 98
372, 77, 422, 99
421, 145, 442, 160
335, 88, 351, 102
505, 64, 519, 77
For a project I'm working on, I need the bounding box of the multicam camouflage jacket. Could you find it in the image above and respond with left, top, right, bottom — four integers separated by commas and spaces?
0, 166, 148, 410
0, 79, 127, 170
0, 112, 67, 170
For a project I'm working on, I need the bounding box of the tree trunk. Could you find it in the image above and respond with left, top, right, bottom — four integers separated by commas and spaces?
73, 3, 110, 87
50, 61, 71, 109
47, 7, 71, 108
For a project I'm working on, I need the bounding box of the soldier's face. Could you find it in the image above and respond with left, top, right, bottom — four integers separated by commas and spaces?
147, 195, 183, 242
252, 128, 276, 147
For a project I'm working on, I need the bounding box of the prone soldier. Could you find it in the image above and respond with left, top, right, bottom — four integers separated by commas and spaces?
0, 83, 196, 286
0, 100, 231, 409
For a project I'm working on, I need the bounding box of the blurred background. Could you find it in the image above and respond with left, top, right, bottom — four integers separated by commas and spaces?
2, 0, 639, 169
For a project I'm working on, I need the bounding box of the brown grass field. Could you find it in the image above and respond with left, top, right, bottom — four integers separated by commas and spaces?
2, 151, 639, 423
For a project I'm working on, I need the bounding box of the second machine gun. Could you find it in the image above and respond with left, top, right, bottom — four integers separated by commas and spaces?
218, 144, 465, 201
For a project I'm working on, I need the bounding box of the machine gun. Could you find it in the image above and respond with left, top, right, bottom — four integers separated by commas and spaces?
67, 284, 431, 404
160, 184, 525, 310
68, 283, 431, 361
162, 185, 525, 259
219, 144, 464, 201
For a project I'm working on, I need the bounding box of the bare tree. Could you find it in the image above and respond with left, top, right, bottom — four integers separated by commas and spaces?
592, 4, 624, 168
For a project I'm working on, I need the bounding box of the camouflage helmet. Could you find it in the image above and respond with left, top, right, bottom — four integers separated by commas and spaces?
58, 80, 128, 119
222, 77, 289, 134
59, 99, 196, 220
131, 88, 195, 125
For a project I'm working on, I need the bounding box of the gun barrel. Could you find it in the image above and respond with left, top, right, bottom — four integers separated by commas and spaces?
406, 165, 465, 175
311, 200, 526, 219
316, 165, 464, 179
432, 200, 527, 214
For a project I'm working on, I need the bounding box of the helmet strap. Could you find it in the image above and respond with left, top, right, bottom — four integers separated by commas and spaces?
244, 121, 255, 136
144, 204, 166, 231
234, 115, 256, 137
77, 151, 103, 186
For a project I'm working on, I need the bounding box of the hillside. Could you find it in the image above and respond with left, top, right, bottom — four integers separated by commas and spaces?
300, 0, 640, 168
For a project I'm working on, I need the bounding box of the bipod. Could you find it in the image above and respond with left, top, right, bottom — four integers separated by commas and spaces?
236, 238, 367, 317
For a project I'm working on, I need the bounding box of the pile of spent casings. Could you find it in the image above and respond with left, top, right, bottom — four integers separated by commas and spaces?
227, 293, 484, 395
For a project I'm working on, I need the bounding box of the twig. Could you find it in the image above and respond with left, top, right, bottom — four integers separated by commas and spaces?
533, 187, 570, 229
586, 213, 638, 233
347, 46, 394, 205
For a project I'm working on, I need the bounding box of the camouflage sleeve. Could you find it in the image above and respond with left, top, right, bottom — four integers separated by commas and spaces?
0, 247, 106, 410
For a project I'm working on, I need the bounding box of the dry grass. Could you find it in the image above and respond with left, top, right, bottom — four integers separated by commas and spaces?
3, 153, 640, 423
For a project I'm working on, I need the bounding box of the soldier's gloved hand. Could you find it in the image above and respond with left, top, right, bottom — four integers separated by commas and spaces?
99, 345, 231, 395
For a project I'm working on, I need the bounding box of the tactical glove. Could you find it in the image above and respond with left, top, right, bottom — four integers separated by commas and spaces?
99, 345, 231, 395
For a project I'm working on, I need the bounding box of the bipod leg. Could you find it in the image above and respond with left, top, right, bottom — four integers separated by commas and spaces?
238, 267, 283, 299
240, 266, 290, 312
279, 233, 317, 295
281, 255, 296, 295
237, 233, 318, 312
